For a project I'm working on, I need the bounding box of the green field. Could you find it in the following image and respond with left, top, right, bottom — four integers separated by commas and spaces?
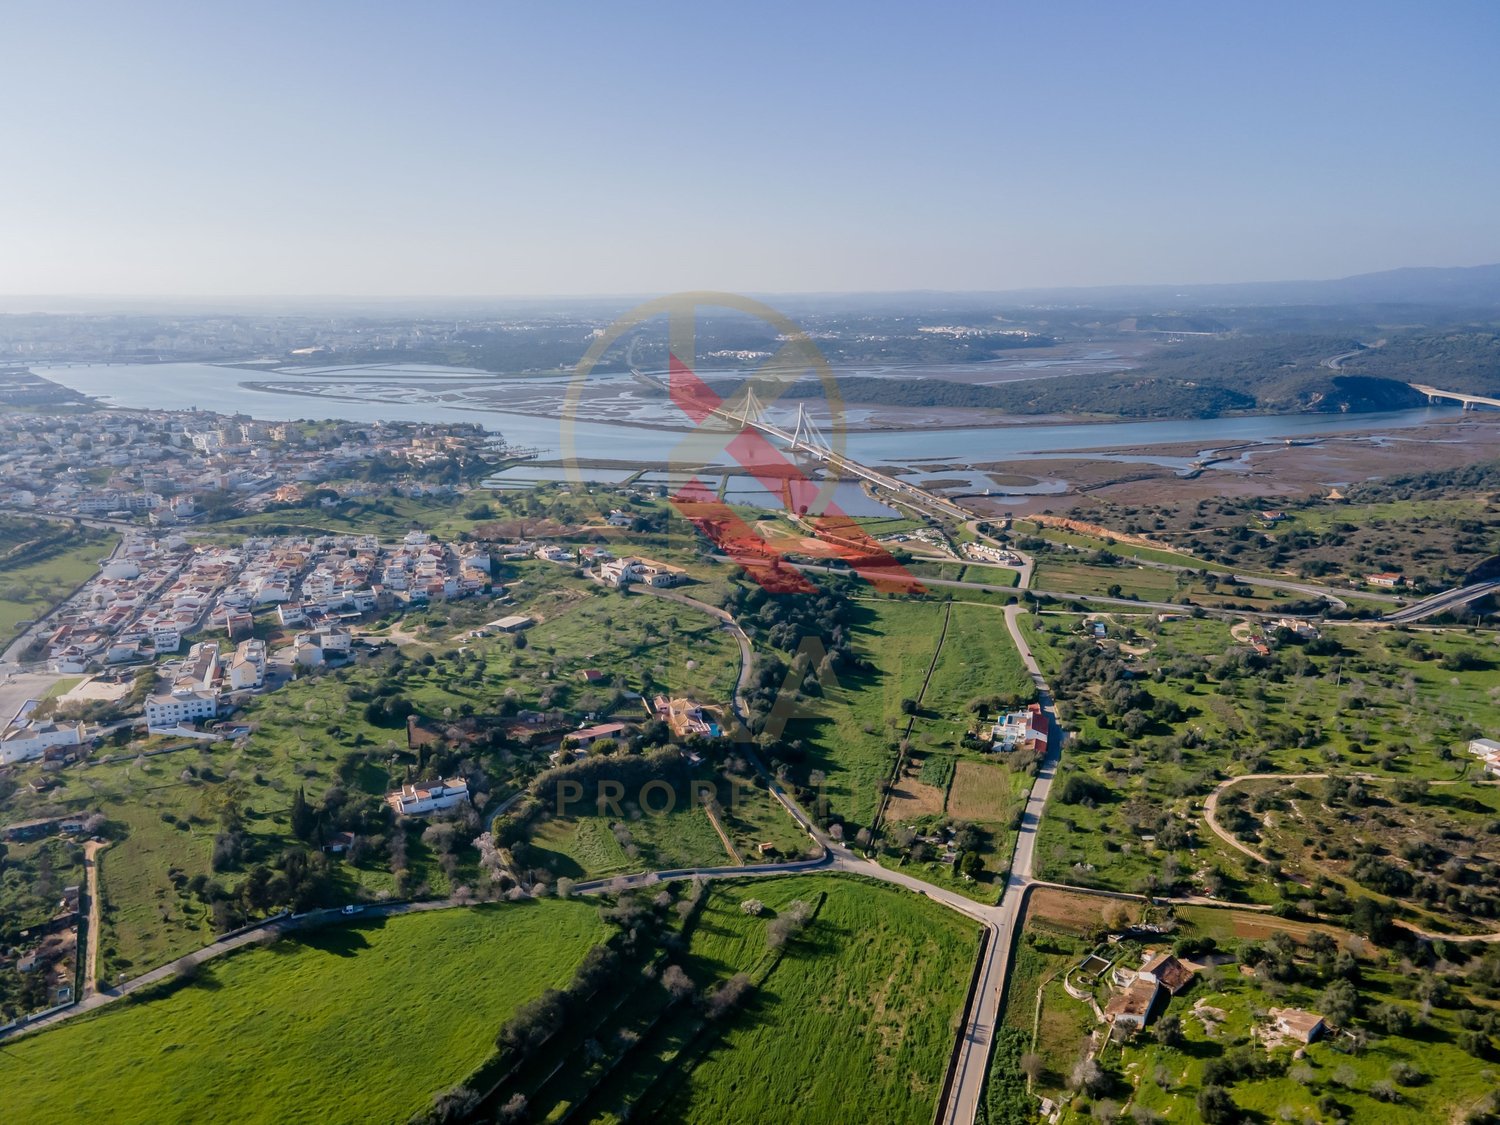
1032, 557, 1286, 611
0, 903, 607, 1125
920, 602, 1033, 732
520, 580, 741, 704
585, 875, 979, 1124
905, 560, 1021, 588
0, 569, 747, 979
527, 805, 731, 877
1033, 558, 1185, 602
95, 800, 223, 977
787, 598, 949, 826
1019, 520, 1228, 571
0, 521, 118, 646
521, 768, 814, 880
861, 601, 1035, 893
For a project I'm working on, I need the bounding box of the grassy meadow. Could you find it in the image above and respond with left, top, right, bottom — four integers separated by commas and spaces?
786, 598, 949, 827
579, 875, 979, 1125
0, 520, 118, 646
0, 902, 606, 1125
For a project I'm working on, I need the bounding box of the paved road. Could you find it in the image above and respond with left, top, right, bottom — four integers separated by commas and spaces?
645, 575, 1069, 1124
791, 560, 1358, 623
987, 514, 1391, 609
1409, 381, 1500, 410
1321, 348, 1365, 370
634, 585, 755, 712
1384, 578, 1500, 623
936, 605, 1061, 1125
0, 670, 71, 722
1040, 556, 1397, 611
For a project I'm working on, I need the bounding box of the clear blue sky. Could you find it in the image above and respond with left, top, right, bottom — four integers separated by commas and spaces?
2, 1, 1496, 296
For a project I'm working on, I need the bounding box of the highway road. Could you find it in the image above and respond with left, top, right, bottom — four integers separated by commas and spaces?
790, 560, 1336, 622
1384, 578, 1500, 623
1321, 348, 1365, 370
1035, 543, 1401, 610
1409, 382, 1500, 410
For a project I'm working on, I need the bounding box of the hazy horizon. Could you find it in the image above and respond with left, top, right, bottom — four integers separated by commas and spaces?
3, 1, 1497, 298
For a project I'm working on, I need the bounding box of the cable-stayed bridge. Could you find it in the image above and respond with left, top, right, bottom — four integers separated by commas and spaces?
636, 370, 971, 521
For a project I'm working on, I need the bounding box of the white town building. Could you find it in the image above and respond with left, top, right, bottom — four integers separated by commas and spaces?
0, 701, 87, 765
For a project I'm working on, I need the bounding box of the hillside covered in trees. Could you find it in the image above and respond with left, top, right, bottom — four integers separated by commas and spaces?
1340, 330, 1500, 397
709, 332, 1430, 419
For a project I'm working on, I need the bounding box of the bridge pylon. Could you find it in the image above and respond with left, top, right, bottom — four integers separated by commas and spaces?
738, 386, 762, 427
790, 403, 831, 455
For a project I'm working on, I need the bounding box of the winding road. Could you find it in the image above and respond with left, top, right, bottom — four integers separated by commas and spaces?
23, 560, 1477, 1119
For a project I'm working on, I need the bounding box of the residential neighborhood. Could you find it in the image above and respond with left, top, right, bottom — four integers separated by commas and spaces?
0, 410, 512, 524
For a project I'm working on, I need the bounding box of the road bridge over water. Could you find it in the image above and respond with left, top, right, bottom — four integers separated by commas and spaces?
1409, 382, 1500, 410
634, 369, 972, 521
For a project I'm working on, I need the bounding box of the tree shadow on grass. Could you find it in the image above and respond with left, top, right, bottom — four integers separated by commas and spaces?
1172, 1033, 1222, 1060
289, 924, 374, 958
525, 845, 586, 881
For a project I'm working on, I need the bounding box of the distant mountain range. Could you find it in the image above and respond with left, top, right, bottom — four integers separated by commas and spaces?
5, 264, 1500, 316
983, 263, 1500, 309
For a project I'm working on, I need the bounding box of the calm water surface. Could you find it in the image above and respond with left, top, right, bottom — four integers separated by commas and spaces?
38, 362, 1459, 469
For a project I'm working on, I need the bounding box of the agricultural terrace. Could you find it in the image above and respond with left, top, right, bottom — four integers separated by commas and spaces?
0, 902, 607, 1125
1019, 611, 1500, 936
992, 887, 1500, 1124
